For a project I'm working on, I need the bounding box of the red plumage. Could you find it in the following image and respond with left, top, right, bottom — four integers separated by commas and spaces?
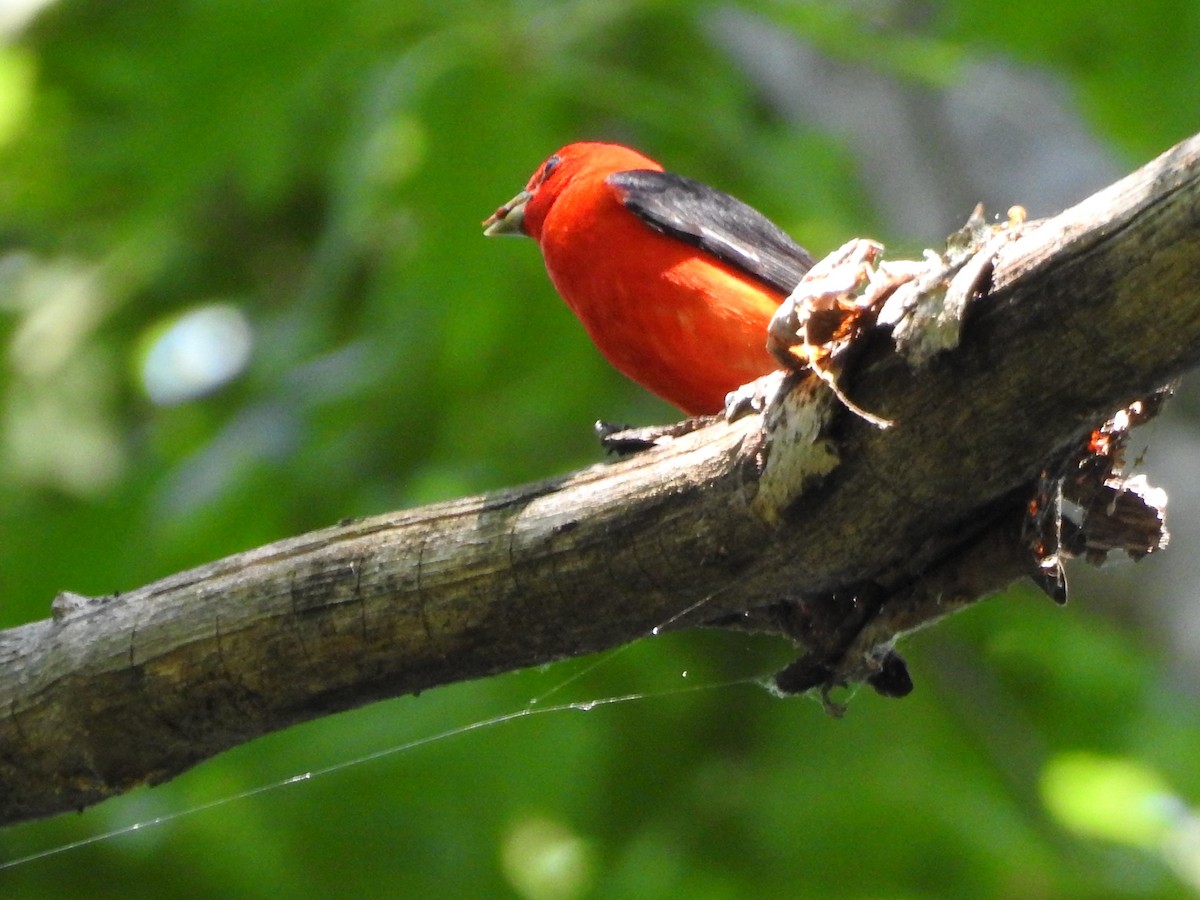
484, 142, 813, 415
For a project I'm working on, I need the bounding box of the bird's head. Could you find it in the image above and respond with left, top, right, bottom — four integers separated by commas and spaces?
483, 142, 661, 241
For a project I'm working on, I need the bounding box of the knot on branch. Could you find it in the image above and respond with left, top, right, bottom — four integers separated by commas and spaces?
748, 205, 1030, 525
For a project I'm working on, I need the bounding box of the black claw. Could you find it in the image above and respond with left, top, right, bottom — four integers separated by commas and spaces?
595, 420, 656, 454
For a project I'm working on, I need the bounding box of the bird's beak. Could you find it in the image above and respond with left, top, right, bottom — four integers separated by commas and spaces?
483, 190, 532, 236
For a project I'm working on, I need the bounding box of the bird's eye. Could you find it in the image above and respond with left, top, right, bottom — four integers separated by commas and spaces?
540, 156, 561, 182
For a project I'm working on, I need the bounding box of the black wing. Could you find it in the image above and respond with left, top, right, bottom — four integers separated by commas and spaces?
607, 169, 815, 294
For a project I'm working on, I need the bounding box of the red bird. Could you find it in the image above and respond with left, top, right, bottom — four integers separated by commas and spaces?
484, 142, 815, 415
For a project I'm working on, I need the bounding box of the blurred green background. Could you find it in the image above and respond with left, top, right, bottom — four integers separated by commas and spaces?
2, 1, 1200, 897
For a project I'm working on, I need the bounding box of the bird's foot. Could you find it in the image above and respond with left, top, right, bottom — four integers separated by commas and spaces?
595, 417, 716, 455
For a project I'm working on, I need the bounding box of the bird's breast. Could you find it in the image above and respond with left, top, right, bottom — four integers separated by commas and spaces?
538, 187, 784, 414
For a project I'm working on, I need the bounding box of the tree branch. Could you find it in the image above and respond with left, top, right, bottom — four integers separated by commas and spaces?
3, 131, 1198, 826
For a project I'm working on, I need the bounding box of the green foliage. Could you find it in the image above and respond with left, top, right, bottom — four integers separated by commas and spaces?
2, 1, 1199, 896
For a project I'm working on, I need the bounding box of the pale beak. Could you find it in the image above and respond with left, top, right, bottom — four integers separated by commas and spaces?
483, 190, 532, 236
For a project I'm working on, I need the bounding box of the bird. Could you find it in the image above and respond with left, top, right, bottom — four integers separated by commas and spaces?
483, 141, 815, 416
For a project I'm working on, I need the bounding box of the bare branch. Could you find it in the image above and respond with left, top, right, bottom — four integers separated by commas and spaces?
2, 131, 1198, 826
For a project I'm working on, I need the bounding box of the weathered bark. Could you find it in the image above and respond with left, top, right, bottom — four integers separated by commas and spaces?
2, 131, 1198, 827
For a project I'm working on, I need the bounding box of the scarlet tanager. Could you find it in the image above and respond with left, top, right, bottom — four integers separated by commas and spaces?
484, 142, 815, 415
